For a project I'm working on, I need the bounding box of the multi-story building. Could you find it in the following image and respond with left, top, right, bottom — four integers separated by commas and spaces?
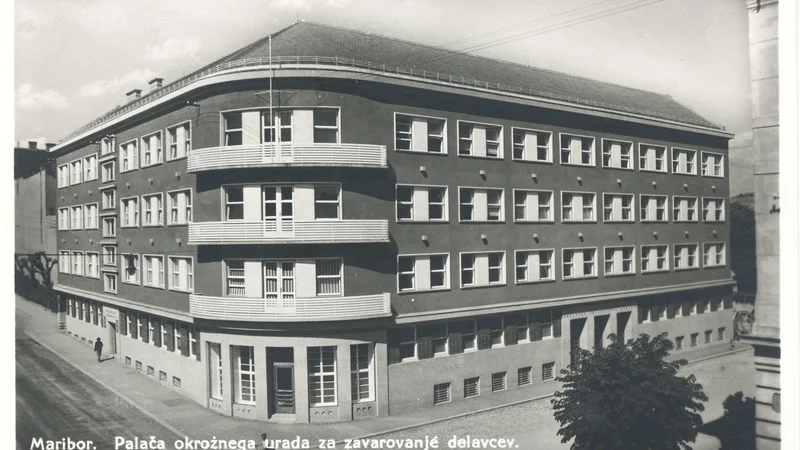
50, 21, 736, 423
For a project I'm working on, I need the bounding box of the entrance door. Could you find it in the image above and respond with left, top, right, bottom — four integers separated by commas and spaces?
263, 185, 294, 234
108, 322, 117, 355
272, 363, 295, 414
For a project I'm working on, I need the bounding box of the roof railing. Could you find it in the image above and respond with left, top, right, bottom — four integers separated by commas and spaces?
59, 55, 724, 143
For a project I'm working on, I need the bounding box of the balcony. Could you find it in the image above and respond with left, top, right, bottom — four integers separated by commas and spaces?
188, 220, 389, 245
187, 143, 387, 173
189, 293, 392, 322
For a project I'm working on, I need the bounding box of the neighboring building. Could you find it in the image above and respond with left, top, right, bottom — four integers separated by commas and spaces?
15, 141, 58, 281
50, 21, 736, 423
741, 0, 781, 447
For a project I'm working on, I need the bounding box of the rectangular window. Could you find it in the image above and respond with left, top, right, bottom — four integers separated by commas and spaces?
602, 139, 633, 169
102, 246, 116, 266
101, 160, 115, 183
641, 245, 669, 273
143, 255, 165, 288
101, 189, 116, 210
477, 316, 504, 347
70, 205, 83, 230
59, 251, 70, 274
394, 114, 446, 154
542, 362, 555, 381
703, 243, 726, 267
71, 252, 84, 276
561, 192, 596, 222
396, 185, 448, 222
350, 344, 374, 402
121, 197, 139, 227
674, 244, 700, 270
491, 372, 507, 392
103, 273, 117, 293
70, 159, 83, 185
83, 154, 98, 181
433, 383, 451, 405
102, 216, 116, 238
398, 254, 449, 292
514, 190, 553, 222
313, 109, 339, 143
100, 136, 116, 156
563, 248, 597, 280
702, 198, 725, 222
225, 186, 244, 220
704, 330, 712, 344
690, 333, 698, 348
512, 128, 552, 162
464, 377, 480, 398
459, 188, 505, 222
560, 134, 595, 166
120, 139, 139, 172
58, 164, 69, 188
308, 346, 337, 406
672, 196, 698, 222
640, 195, 667, 222
458, 121, 503, 158
262, 110, 292, 143
718, 328, 726, 341
169, 257, 194, 292
83, 203, 98, 229
603, 193, 634, 222
460, 252, 505, 288
314, 184, 340, 219
701, 152, 724, 177
234, 346, 256, 405
85, 253, 99, 278
58, 207, 70, 230
223, 113, 243, 146
518, 367, 532, 386
639, 144, 667, 172
672, 148, 697, 175
676, 336, 684, 350
142, 194, 163, 226
167, 122, 191, 160
515, 250, 555, 283
208, 343, 223, 400
394, 327, 416, 361
122, 254, 140, 284
166, 189, 192, 225
225, 261, 245, 296
316, 259, 342, 296
604, 247, 635, 276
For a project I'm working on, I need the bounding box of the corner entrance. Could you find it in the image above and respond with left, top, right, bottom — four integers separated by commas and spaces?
267, 347, 295, 417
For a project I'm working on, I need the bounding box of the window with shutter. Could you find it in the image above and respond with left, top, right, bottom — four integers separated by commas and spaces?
387, 347, 402, 365
448, 332, 464, 355
179, 324, 190, 356
417, 336, 434, 359
164, 322, 175, 351
476, 328, 492, 350
504, 325, 518, 346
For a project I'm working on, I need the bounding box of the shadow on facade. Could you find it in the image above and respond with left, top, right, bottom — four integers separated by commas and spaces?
697, 391, 755, 450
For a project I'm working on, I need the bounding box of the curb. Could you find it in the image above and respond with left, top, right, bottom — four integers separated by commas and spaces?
17, 305, 189, 441
315, 344, 754, 448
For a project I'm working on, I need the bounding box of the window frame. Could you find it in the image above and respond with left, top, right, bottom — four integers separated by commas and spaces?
559, 132, 596, 167
703, 242, 727, 268
313, 183, 342, 220
600, 138, 634, 171
103, 273, 118, 294
701, 197, 726, 223
458, 186, 506, 223
639, 194, 668, 223
700, 151, 724, 178
457, 120, 504, 159
121, 253, 141, 285
141, 193, 164, 227
59, 250, 71, 274
673, 243, 700, 271
638, 143, 667, 173
70, 205, 84, 230
601, 192, 635, 223
101, 215, 117, 238
71, 251, 85, 276
100, 159, 116, 183
223, 185, 244, 221
562, 247, 599, 280
119, 138, 139, 173
672, 196, 699, 223
640, 245, 670, 273
102, 245, 117, 266
167, 188, 193, 226
603, 246, 636, 277
308, 346, 338, 407
350, 343, 375, 403
100, 187, 117, 210
511, 127, 553, 163
57, 164, 70, 188
85, 252, 100, 279
69, 158, 83, 185
225, 260, 246, 297
513, 249, 556, 284
395, 184, 449, 223
168, 256, 195, 293
83, 202, 99, 230
142, 254, 166, 289
392, 112, 448, 155
512, 189, 554, 223
315, 258, 343, 297
166, 120, 192, 161
140, 130, 164, 168
58, 207, 70, 230
671, 147, 698, 175
120, 196, 140, 228
561, 191, 597, 223
458, 251, 506, 289
83, 153, 99, 181
397, 253, 451, 294
234, 346, 256, 405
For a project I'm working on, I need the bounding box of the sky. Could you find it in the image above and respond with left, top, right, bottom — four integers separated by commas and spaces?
14, 0, 753, 147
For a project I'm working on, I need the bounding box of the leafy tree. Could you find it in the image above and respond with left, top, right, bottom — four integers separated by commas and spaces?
552, 333, 708, 450
730, 201, 756, 293
14, 252, 58, 310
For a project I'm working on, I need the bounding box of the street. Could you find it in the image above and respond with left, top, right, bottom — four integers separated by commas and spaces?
15, 310, 182, 450
378, 349, 756, 450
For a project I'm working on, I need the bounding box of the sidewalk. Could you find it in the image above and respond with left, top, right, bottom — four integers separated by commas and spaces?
16, 295, 752, 446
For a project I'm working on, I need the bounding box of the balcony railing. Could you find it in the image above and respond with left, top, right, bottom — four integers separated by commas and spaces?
189, 292, 392, 322
188, 220, 389, 245
186, 143, 387, 173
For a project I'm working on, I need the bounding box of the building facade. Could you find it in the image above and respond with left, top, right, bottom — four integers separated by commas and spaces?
741, 0, 781, 448
51, 22, 735, 423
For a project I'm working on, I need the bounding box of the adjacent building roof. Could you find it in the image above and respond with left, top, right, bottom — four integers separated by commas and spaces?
59, 21, 723, 144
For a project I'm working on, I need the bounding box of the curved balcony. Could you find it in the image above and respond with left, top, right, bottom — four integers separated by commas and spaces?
187, 143, 387, 173
188, 220, 389, 245
189, 293, 391, 322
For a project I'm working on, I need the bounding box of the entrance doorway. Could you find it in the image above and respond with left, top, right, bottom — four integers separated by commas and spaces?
267, 347, 295, 417
108, 322, 117, 355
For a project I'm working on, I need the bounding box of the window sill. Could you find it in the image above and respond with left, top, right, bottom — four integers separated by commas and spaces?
640, 220, 668, 224
514, 220, 555, 224
396, 220, 450, 224
641, 269, 669, 274
674, 267, 700, 272
119, 169, 138, 174
143, 284, 166, 291
120, 226, 139, 229
702, 220, 726, 224
103, 290, 118, 294
559, 162, 596, 168
603, 220, 635, 224
166, 156, 188, 163
393, 149, 449, 157
671, 172, 698, 177
458, 220, 506, 224
561, 220, 597, 224
673, 220, 699, 224
511, 158, 553, 165
704, 264, 726, 269
562, 275, 598, 281
142, 224, 165, 228
604, 272, 635, 278
122, 281, 141, 286
601, 165, 635, 171
167, 222, 190, 227
638, 168, 668, 174
515, 279, 555, 285
701, 175, 725, 179
457, 154, 505, 161
141, 162, 164, 169
398, 287, 451, 295
460, 283, 507, 290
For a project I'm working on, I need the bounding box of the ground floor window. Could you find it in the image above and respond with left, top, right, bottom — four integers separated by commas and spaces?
433, 382, 451, 405
350, 344, 374, 402
308, 346, 337, 406
208, 343, 223, 400
233, 346, 255, 405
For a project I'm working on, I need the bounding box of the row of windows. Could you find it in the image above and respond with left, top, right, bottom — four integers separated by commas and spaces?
114, 307, 199, 359
434, 364, 556, 405
58, 203, 100, 230
60, 251, 194, 293
674, 328, 727, 350
223, 184, 340, 221
58, 154, 99, 188
207, 344, 374, 407
388, 309, 561, 364
223, 108, 340, 146
57, 189, 192, 232
398, 186, 726, 224
224, 259, 342, 298
637, 297, 733, 323
66, 296, 106, 328
397, 243, 726, 293
392, 113, 725, 177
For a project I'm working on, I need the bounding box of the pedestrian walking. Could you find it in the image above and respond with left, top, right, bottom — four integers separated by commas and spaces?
261, 433, 274, 450
94, 337, 103, 362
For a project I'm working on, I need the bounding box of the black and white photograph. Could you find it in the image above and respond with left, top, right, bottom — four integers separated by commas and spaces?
10, 1, 799, 449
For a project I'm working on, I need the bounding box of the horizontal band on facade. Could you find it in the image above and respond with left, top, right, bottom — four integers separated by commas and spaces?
395, 278, 734, 323
755, 384, 781, 391
55, 284, 194, 323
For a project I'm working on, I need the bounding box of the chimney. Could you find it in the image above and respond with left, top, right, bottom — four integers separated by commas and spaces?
28, 141, 38, 151
126, 89, 142, 102
148, 77, 164, 92
45, 143, 55, 151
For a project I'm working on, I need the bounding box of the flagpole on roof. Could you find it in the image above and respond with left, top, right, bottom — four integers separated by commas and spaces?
269, 35, 273, 144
